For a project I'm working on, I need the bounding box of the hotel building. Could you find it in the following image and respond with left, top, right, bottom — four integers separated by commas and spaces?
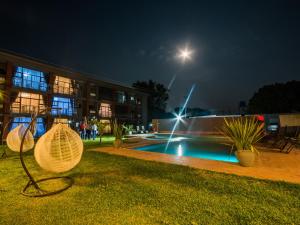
0, 50, 148, 138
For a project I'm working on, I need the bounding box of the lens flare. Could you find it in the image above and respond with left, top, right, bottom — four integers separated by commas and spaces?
165, 84, 196, 150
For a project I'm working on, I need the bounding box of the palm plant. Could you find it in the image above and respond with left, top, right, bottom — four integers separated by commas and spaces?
222, 117, 265, 154
112, 119, 124, 148
113, 119, 123, 140
123, 124, 134, 135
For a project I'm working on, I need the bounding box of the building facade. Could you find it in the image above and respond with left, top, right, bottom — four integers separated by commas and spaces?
0, 50, 148, 138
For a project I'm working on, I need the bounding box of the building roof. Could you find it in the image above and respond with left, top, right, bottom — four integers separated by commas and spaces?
0, 49, 148, 95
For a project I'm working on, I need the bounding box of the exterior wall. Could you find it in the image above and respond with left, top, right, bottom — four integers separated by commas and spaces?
0, 50, 148, 139
154, 114, 300, 135
154, 116, 255, 135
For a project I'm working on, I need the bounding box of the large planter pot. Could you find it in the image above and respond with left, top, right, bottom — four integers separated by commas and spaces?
113, 139, 122, 148
235, 150, 256, 167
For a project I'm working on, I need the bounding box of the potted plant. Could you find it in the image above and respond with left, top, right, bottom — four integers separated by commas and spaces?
222, 117, 265, 167
113, 119, 123, 148
123, 124, 134, 135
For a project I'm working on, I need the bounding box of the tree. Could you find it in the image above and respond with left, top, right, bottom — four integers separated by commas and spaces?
132, 80, 169, 121
248, 80, 300, 114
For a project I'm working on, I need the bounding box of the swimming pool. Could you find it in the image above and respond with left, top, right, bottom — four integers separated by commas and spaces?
135, 135, 238, 163
144, 133, 190, 141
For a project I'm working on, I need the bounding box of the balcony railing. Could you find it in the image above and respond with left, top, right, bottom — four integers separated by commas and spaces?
12, 77, 47, 92
11, 105, 46, 114
51, 108, 75, 116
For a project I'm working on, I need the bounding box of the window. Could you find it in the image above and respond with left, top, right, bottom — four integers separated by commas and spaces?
89, 86, 97, 97
99, 103, 112, 118
11, 92, 46, 114
89, 105, 96, 114
10, 117, 46, 137
99, 87, 113, 100
53, 76, 74, 94
52, 96, 73, 116
13, 66, 47, 91
116, 91, 126, 104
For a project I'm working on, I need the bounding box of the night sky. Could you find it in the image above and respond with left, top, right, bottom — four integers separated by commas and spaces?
1, 0, 299, 111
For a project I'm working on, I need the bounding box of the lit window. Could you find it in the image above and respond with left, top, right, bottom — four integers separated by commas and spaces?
52, 96, 73, 116
10, 117, 46, 137
117, 91, 126, 104
53, 76, 74, 94
13, 66, 47, 91
99, 103, 112, 118
11, 92, 46, 114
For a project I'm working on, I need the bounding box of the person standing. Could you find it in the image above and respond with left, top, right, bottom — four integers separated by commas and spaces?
91, 123, 97, 140
79, 121, 86, 139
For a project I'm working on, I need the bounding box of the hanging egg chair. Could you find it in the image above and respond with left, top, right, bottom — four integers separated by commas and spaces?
34, 123, 83, 173
6, 124, 34, 152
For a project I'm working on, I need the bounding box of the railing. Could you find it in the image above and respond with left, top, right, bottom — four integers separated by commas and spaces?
51, 108, 76, 116
11, 105, 46, 114
12, 77, 47, 92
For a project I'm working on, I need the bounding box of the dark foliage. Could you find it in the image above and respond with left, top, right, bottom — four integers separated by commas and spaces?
248, 80, 300, 114
133, 80, 169, 121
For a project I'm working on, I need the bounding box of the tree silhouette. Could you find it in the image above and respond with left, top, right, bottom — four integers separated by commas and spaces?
248, 80, 300, 114
133, 80, 169, 121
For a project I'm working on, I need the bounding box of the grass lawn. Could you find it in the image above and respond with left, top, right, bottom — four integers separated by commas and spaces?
82, 136, 115, 150
0, 140, 300, 224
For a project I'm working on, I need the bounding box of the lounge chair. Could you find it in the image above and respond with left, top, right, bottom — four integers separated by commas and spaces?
141, 125, 148, 133
262, 125, 299, 153
282, 127, 300, 153
136, 126, 143, 134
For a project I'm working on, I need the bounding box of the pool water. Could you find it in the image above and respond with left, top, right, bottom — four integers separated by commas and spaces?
135, 136, 238, 163
145, 133, 190, 141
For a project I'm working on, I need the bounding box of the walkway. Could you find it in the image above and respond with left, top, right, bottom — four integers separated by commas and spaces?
91, 146, 300, 184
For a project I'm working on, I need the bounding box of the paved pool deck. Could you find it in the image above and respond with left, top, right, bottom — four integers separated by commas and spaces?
91, 145, 300, 184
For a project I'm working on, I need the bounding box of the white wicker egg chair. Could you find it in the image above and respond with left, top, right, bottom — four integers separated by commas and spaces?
6, 124, 34, 152
34, 123, 83, 173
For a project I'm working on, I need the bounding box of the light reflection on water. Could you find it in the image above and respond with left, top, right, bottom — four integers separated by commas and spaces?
177, 144, 183, 157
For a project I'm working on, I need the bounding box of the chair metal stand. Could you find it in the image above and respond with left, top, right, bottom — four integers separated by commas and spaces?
19, 110, 73, 197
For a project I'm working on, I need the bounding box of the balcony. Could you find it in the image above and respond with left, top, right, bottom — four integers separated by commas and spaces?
11, 105, 46, 114
12, 77, 47, 92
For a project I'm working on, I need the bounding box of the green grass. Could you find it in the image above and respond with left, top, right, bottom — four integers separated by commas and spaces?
0, 141, 300, 224
82, 135, 115, 150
